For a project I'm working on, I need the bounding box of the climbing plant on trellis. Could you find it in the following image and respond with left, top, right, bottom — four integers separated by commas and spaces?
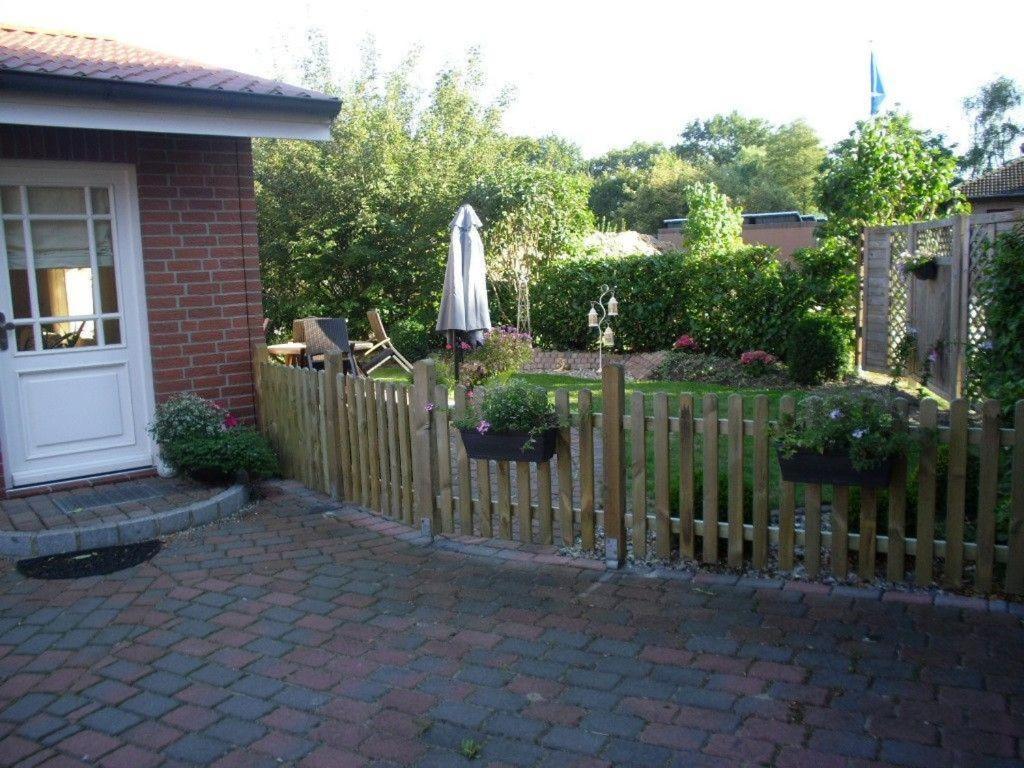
885, 227, 911, 370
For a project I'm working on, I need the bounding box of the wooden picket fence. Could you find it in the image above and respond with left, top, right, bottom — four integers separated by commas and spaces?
253, 347, 1024, 597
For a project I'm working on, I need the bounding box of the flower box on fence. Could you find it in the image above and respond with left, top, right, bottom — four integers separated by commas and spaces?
459, 427, 558, 463
907, 259, 938, 281
776, 448, 893, 488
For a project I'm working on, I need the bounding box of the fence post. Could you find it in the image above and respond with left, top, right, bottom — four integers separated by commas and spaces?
602, 363, 626, 568
411, 360, 439, 536
323, 353, 345, 500
251, 343, 267, 432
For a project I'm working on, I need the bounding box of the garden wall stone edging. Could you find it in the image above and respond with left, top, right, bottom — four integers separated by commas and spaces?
523, 350, 667, 380
0, 484, 249, 559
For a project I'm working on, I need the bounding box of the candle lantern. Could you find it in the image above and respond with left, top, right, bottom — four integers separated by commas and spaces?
584, 284, 620, 374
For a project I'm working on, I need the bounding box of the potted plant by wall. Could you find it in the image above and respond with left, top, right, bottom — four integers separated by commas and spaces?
774, 394, 908, 487
454, 379, 560, 462
901, 252, 939, 281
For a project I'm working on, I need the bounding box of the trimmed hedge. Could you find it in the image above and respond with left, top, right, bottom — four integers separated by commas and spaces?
531, 245, 854, 357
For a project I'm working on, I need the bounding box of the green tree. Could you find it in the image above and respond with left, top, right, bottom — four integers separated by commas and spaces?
676, 112, 772, 167
682, 181, 744, 257
961, 76, 1023, 178
616, 152, 704, 234
586, 142, 668, 226
817, 112, 964, 243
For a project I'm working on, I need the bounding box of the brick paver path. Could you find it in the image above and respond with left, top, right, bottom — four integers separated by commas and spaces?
0, 478, 221, 534
0, 481, 1022, 767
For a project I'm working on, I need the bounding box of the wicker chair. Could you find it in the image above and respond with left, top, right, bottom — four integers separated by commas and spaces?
298, 317, 361, 374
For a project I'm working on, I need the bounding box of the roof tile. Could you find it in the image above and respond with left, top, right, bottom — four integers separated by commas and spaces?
960, 156, 1024, 199
0, 24, 335, 103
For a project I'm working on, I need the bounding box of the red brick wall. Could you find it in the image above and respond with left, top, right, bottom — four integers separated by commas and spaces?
0, 125, 265, 487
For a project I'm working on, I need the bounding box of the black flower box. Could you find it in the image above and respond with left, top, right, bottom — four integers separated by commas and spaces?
776, 449, 893, 488
459, 427, 558, 462
908, 260, 938, 280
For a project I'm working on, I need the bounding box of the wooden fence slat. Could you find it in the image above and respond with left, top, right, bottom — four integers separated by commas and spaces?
944, 398, 968, 587
355, 377, 371, 507
454, 387, 473, 534
915, 399, 938, 586
516, 462, 532, 544
679, 394, 695, 560
318, 372, 331, 494
556, 389, 573, 546
345, 376, 361, 504
805, 484, 822, 578
654, 392, 671, 559
631, 391, 647, 560
778, 396, 796, 571
602, 364, 627, 567
366, 379, 383, 511
337, 373, 353, 501
859, 488, 878, 580
386, 383, 401, 519
832, 485, 849, 578
886, 399, 909, 582
411, 361, 438, 530
752, 395, 769, 568
397, 384, 414, 524
579, 388, 596, 550
497, 461, 512, 539
433, 383, 454, 533
975, 399, 1000, 593
538, 458, 553, 545
477, 457, 493, 538
1006, 400, 1024, 595
323, 355, 344, 499
702, 393, 719, 564
375, 381, 391, 513
727, 394, 744, 568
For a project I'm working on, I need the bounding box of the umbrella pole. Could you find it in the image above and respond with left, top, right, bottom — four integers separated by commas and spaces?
449, 330, 462, 383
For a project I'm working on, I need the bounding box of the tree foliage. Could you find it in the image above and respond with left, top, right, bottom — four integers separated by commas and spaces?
682, 181, 743, 257
816, 112, 964, 243
255, 45, 592, 356
961, 76, 1023, 178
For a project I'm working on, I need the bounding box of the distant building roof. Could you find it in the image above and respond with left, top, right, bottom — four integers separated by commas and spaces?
0, 24, 339, 118
662, 211, 824, 228
959, 156, 1024, 200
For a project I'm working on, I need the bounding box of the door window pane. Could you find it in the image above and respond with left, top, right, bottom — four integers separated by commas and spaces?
40, 320, 96, 349
103, 318, 122, 345
31, 221, 93, 317
93, 221, 119, 313
14, 324, 35, 352
1, 187, 21, 214
90, 187, 111, 215
4, 221, 31, 318
27, 187, 85, 215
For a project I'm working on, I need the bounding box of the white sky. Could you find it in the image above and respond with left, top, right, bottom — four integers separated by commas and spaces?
5, 0, 1023, 157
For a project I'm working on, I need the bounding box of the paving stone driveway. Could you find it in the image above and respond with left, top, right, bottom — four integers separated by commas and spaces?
1, 481, 1022, 768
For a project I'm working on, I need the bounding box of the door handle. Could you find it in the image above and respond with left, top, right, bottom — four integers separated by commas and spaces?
0, 312, 15, 352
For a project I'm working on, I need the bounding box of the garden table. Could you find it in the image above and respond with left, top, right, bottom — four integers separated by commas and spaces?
267, 340, 372, 366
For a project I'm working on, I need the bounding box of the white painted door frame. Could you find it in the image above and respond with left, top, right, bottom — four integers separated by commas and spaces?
0, 160, 157, 487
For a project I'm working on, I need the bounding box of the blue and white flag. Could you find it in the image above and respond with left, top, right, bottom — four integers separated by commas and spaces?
870, 51, 886, 115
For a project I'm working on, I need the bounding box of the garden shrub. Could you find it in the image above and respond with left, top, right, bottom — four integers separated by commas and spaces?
785, 314, 849, 385
969, 225, 1024, 414
437, 326, 534, 390
161, 428, 279, 483
453, 379, 559, 436
531, 243, 855, 365
656, 352, 794, 388
150, 393, 279, 483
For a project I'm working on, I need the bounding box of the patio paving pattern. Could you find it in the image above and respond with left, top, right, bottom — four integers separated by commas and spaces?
0, 480, 1022, 767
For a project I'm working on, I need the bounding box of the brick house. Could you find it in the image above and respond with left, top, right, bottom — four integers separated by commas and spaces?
0, 26, 339, 492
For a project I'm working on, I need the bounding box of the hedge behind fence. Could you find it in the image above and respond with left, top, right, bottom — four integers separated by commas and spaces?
531, 243, 857, 356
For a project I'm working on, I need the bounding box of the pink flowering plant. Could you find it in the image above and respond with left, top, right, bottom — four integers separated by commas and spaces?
438, 326, 534, 390
738, 350, 778, 377
453, 379, 560, 449
672, 334, 700, 353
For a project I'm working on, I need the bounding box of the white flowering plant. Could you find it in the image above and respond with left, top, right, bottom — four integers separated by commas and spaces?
775, 393, 909, 471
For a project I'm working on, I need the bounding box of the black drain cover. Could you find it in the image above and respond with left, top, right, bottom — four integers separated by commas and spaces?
17, 541, 161, 579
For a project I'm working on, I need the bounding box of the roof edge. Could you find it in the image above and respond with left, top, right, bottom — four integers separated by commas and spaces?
0, 69, 341, 120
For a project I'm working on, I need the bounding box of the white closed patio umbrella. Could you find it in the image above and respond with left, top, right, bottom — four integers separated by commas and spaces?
436, 204, 491, 376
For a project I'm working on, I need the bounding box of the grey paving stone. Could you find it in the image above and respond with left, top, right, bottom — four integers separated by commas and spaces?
541, 725, 608, 755
80, 707, 142, 735
204, 717, 267, 746
431, 701, 491, 728
165, 733, 231, 763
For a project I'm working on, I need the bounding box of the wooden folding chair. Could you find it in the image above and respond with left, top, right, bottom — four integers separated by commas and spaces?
362, 309, 414, 374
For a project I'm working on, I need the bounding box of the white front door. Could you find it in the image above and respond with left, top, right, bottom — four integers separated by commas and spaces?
0, 162, 155, 487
